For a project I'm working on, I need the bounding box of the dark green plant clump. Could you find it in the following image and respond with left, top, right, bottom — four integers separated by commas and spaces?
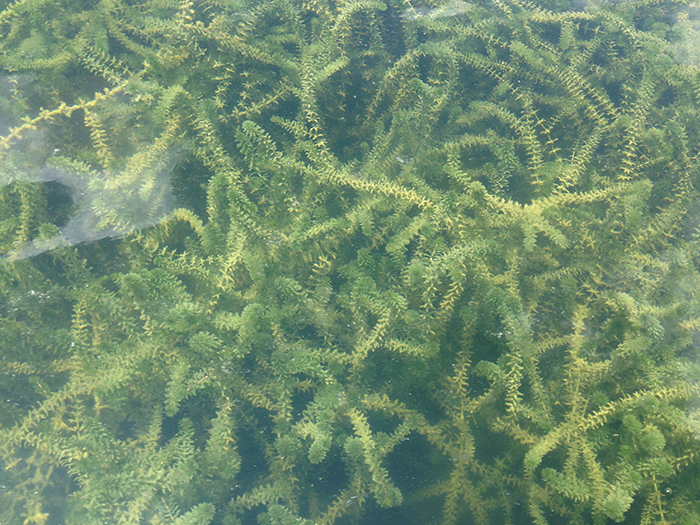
2, 0, 700, 523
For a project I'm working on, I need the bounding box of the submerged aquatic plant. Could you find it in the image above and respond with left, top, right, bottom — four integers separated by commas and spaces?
2, 0, 700, 524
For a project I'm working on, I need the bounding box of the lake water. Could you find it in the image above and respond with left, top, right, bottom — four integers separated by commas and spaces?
1, 0, 700, 524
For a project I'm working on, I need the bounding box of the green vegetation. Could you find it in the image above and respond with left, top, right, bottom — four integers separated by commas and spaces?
2, 0, 700, 523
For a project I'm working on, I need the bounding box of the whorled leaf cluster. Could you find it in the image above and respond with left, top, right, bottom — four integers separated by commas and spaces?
2, 0, 700, 524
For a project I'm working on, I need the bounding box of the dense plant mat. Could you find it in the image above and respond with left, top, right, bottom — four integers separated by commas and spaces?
2, 0, 700, 523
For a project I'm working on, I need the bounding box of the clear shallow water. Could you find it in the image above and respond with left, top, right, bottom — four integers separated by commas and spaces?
1, 1, 700, 524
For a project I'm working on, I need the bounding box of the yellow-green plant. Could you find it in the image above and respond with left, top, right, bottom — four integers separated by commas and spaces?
2, 0, 700, 524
